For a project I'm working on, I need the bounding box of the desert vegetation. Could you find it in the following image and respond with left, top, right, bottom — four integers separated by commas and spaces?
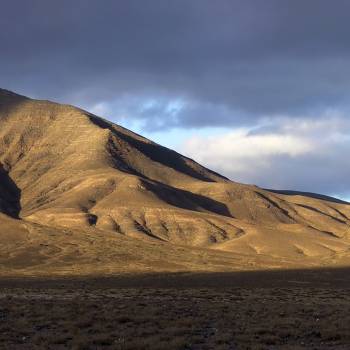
1, 271, 350, 349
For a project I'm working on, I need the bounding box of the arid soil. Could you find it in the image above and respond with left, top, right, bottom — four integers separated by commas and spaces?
0, 269, 350, 349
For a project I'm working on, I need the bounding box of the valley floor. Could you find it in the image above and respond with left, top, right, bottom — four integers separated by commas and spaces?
0, 269, 350, 349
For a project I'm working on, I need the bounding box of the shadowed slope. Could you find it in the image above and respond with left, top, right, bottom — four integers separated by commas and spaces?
267, 188, 349, 205
0, 163, 21, 218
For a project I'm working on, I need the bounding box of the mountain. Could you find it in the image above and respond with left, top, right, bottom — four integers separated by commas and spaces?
1, 88, 350, 277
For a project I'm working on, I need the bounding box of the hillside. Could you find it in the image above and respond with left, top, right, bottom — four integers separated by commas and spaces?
1, 88, 350, 276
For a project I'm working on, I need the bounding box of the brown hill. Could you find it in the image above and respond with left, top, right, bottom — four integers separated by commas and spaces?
1, 88, 350, 276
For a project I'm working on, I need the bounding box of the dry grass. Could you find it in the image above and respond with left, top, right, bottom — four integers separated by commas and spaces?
0, 274, 350, 349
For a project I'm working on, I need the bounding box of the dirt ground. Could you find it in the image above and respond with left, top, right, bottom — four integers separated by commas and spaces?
0, 268, 350, 349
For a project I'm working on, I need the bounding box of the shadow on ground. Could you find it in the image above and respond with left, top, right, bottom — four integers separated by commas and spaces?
1, 266, 350, 289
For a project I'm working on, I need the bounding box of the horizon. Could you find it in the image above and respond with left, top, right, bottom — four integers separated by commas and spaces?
1, 0, 349, 200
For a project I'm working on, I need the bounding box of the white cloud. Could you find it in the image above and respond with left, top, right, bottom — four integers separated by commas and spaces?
180, 116, 350, 197
185, 129, 313, 159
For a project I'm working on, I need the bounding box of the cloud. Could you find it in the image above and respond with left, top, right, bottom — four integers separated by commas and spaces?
2, 0, 350, 129
180, 115, 350, 197
87, 95, 244, 131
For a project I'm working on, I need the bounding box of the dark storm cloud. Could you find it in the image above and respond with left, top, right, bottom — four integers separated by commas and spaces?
2, 0, 350, 127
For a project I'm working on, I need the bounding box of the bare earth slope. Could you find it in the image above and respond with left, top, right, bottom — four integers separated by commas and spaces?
1, 88, 350, 276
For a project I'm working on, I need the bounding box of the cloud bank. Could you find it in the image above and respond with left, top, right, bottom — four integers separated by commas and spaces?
2, 0, 350, 126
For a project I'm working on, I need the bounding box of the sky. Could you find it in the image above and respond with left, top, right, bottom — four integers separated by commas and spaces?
1, 0, 350, 199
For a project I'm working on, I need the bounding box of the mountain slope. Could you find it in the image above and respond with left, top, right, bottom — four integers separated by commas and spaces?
1, 88, 350, 276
